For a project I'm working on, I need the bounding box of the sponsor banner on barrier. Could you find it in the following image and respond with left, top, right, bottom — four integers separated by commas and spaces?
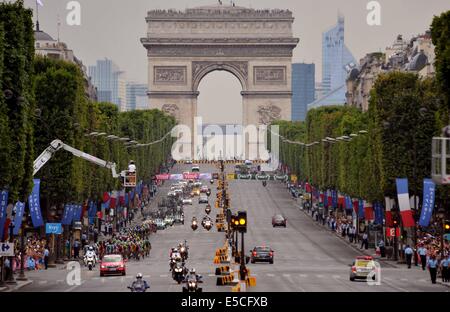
255, 174, 270, 181
183, 173, 199, 180
226, 173, 236, 180
156, 174, 170, 180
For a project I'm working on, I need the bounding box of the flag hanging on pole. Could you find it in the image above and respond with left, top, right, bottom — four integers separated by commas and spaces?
364, 201, 374, 220
0, 191, 9, 241
419, 179, 435, 227
395, 178, 416, 228
384, 197, 393, 227
13, 202, 26, 235
358, 199, 365, 219
28, 179, 44, 228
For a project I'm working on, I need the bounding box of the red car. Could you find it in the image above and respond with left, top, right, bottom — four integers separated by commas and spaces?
100, 254, 127, 277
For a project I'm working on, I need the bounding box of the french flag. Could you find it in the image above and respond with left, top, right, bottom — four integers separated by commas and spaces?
338, 194, 345, 208
395, 178, 416, 228
384, 197, 394, 227
364, 201, 374, 220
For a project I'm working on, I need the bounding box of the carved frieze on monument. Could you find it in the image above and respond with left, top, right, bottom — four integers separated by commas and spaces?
154, 66, 187, 84
161, 104, 180, 121
257, 103, 282, 125
254, 66, 286, 84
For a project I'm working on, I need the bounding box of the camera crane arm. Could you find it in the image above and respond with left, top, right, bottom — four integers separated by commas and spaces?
33, 139, 120, 178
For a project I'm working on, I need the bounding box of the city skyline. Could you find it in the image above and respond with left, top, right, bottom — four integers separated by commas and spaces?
23, 0, 449, 84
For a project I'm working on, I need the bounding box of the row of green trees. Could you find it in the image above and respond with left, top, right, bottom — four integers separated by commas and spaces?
0, 2, 176, 215
274, 10, 450, 204
275, 73, 446, 203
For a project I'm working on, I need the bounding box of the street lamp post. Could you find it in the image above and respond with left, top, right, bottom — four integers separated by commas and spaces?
437, 207, 446, 256
6, 213, 17, 285
16, 213, 28, 281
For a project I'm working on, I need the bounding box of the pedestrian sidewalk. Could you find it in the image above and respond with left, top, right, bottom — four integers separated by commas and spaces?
293, 200, 450, 288
0, 280, 33, 292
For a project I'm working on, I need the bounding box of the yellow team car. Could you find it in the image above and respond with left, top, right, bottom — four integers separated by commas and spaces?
349, 256, 378, 281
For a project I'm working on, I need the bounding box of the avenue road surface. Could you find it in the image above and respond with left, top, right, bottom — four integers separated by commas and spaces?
17, 163, 449, 292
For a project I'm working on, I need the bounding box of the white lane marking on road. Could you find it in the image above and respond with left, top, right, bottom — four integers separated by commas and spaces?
208, 274, 216, 277
160, 274, 168, 278
332, 275, 341, 279
267, 273, 275, 277
64, 280, 85, 292
283, 274, 291, 278
316, 274, 324, 278
39, 280, 48, 285
400, 278, 408, 281
299, 274, 308, 278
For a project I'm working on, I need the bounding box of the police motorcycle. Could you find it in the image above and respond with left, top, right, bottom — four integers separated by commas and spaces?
127, 273, 150, 292
202, 216, 213, 231
172, 261, 188, 284
169, 248, 182, 271
182, 269, 203, 293
84, 246, 97, 271
191, 217, 198, 231
179, 241, 189, 261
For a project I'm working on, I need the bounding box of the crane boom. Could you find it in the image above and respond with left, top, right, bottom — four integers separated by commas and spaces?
33, 139, 119, 178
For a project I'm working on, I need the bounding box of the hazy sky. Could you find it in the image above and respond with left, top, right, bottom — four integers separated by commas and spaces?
23, 0, 450, 123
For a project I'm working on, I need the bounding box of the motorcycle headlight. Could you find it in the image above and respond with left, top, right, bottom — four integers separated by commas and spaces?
189, 282, 195, 287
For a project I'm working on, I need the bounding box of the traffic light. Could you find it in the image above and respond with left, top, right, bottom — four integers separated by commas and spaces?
230, 214, 238, 230
393, 218, 399, 228
444, 220, 450, 233
237, 211, 247, 233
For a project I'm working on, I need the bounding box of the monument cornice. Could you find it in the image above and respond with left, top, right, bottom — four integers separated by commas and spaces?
148, 91, 200, 98
144, 45, 296, 58
241, 91, 293, 98
141, 38, 299, 45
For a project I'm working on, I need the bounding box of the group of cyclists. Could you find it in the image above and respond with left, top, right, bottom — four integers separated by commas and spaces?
95, 224, 153, 261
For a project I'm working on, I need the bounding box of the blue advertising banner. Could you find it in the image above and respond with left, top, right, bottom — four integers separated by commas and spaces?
358, 199, 365, 219
419, 179, 436, 227
332, 190, 338, 209
324, 190, 328, 208
345, 196, 353, 211
45, 223, 62, 234
0, 191, 8, 241
72, 205, 82, 222
374, 202, 384, 225
29, 179, 44, 228
61, 204, 74, 225
88, 201, 97, 218
13, 202, 25, 235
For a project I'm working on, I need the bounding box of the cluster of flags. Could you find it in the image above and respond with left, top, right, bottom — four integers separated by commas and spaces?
303, 177, 437, 228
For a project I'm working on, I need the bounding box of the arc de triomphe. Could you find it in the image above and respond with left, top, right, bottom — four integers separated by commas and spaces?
141, 5, 299, 159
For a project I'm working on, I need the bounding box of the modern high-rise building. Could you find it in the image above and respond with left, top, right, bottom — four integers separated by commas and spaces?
88, 58, 124, 107
309, 15, 356, 109
291, 63, 315, 121
126, 83, 148, 111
